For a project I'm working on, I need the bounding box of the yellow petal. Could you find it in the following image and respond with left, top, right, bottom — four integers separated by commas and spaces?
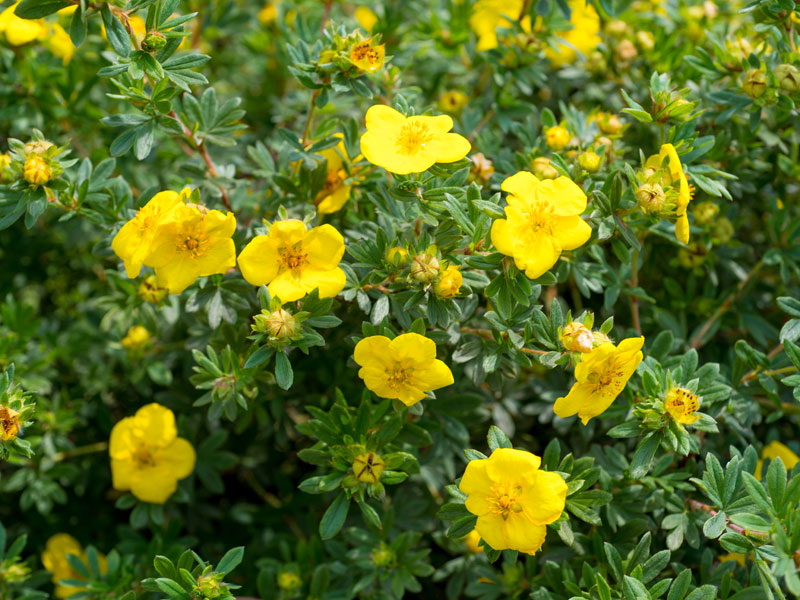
388, 333, 437, 364
154, 254, 201, 294
135, 403, 178, 447
354, 336, 392, 366
522, 470, 567, 525
475, 513, 509, 550
430, 132, 471, 163
490, 218, 514, 256
416, 359, 454, 392
502, 519, 547, 554
304, 224, 345, 268
129, 466, 178, 504
675, 213, 690, 244
517, 232, 562, 279
196, 238, 236, 277
501, 171, 538, 201
536, 177, 587, 216
204, 209, 236, 238
553, 382, 590, 420
298, 266, 347, 299
365, 104, 406, 130
267, 269, 307, 302
552, 216, 591, 251
270, 219, 307, 246
486, 448, 541, 481
238, 235, 280, 286
111, 457, 134, 491
155, 437, 196, 480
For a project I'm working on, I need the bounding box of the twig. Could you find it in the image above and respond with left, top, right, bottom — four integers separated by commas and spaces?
739, 344, 789, 385
459, 327, 549, 355
689, 259, 764, 350
468, 109, 495, 143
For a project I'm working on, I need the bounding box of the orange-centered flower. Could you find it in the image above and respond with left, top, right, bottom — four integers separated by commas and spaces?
459, 448, 566, 555
554, 336, 644, 424
360, 105, 471, 175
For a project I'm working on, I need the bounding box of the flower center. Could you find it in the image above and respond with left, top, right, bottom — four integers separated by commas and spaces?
177, 224, 209, 258
386, 363, 413, 389
131, 442, 156, 468
396, 121, 433, 155
278, 245, 308, 272
524, 199, 555, 235
351, 42, 381, 66
587, 362, 624, 394
487, 482, 523, 520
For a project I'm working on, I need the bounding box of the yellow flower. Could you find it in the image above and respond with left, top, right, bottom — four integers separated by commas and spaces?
439, 90, 469, 113
0, 406, 21, 442
353, 452, 385, 483
545, 125, 570, 151
315, 134, 361, 215
121, 325, 150, 351
354, 333, 454, 406
109, 403, 196, 504
23, 155, 51, 186
349, 38, 385, 73
138, 275, 168, 304
434, 265, 462, 298
355, 5, 378, 32
238, 220, 346, 302
554, 336, 644, 425
360, 105, 471, 175
42, 534, 108, 599
112, 190, 187, 279
469, 0, 525, 51
664, 387, 700, 425
278, 571, 302, 590
490, 171, 591, 279
464, 529, 484, 553
645, 144, 692, 244
145, 205, 237, 294
459, 448, 567, 555
559, 321, 593, 353
0, 3, 48, 46
719, 552, 746, 566
46, 23, 74, 64
544, 0, 601, 68
258, 1, 278, 24
755, 441, 800, 479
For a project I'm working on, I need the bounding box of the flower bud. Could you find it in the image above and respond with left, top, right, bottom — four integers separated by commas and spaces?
636, 183, 666, 213
434, 265, 462, 299
277, 571, 302, 590
635, 31, 654, 51
596, 113, 622, 135
678, 241, 707, 269
23, 155, 51, 186
24, 140, 53, 155
353, 452, 385, 483
195, 573, 226, 598
464, 530, 484, 554
587, 51, 607, 74
743, 68, 767, 99
0, 406, 21, 442
0, 153, 12, 183
137, 275, 168, 304
578, 151, 602, 173
545, 126, 570, 151
1, 561, 30, 583
691, 201, 719, 226
371, 544, 396, 567
605, 19, 628, 36
410, 253, 440, 283
710, 216, 734, 244
592, 331, 612, 346
438, 90, 469, 113
469, 153, 494, 184
774, 64, 800, 93
531, 156, 558, 180
121, 325, 151, 351
559, 322, 594, 353
615, 39, 637, 61
253, 308, 299, 340
141, 30, 167, 52
385, 246, 408, 266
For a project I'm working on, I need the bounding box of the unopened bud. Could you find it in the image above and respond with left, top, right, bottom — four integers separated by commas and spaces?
121, 326, 151, 351
385, 246, 408, 266
277, 571, 301, 590
636, 183, 666, 213
743, 69, 767, 99
253, 308, 299, 340
531, 157, 558, 180
545, 126, 570, 151
141, 30, 167, 51
469, 153, 494, 184
578, 151, 602, 173
410, 253, 440, 283
23, 155, 51, 186
774, 64, 800, 93
371, 544, 395, 567
560, 322, 594, 353
434, 265, 462, 299
692, 201, 719, 226
597, 113, 622, 135
24, 140, 53, 155
353, 452, 385, 483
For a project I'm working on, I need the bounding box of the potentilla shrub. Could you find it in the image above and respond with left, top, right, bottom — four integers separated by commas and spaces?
1, 0, 799, 599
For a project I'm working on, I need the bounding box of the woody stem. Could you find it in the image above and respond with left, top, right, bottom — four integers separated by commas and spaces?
49, 441, 109, 463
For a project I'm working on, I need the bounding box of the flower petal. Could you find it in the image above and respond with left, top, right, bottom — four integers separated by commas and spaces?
537, 177, 587, 216
522, 470, 567, 525
486, 448, 541, 481
155, 437, 196, 480
354, 336, 392, 366
238, 235, 280, 286
501, 171, 538, 202
304, 224, 345, 268
552, 216, 592, 251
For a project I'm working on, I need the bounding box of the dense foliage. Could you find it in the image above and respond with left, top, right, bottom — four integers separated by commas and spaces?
2, 0, 800, 598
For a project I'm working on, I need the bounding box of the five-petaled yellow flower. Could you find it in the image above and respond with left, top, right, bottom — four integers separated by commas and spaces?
109, 403, 196, 504
238, 220, 346, 302
544, 0, 601, 68
315, 134, 361, 215
42, 534, 108, 599
755, 440, 800, 479
111, 189, 187, 278
349, 38, 385, 72
664, 387, 700, 425
146, 205, 237, 294
360, 105, 471, 175
469, 0, 525, 51
554, 336, 644, 424
491, 171, 592, 279
354, 333, 454, 406
459, 448, 567, 555
434, 265, 463, 298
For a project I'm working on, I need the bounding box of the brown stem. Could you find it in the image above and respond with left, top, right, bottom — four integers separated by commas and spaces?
687, 499, 767, 539
320, 0, 333, 33
460, 327, 549, 355
689, 260, 764, 350
468, 109, 495, 143
739, 344, 787, 385
168, 110, 232, 211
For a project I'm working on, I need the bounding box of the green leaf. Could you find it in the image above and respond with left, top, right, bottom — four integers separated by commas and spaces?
667, 569, 693, 600
702, 511, 726, 539
487, 426, 512, 451
101, 4, 131, 58
685, 585, 718, 600
446, 515, 477, 538
275, 352, 293, 390
244, 346, 273, 369
14, 0, 71, 18
216, 546, 244, 574
319, 492, 350, 540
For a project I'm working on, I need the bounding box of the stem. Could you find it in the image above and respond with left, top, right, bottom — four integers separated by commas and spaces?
320, 0, 333, 33
689, 259, 764, 350
739, 344, 788, 385
468, 109, 495, 143
168, 110, 233, 211
687, 499, 767, 539
301, 90, 320, 145
630, 246, 641, 335
460, 327, 549, 355
49, 441, 109, 463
